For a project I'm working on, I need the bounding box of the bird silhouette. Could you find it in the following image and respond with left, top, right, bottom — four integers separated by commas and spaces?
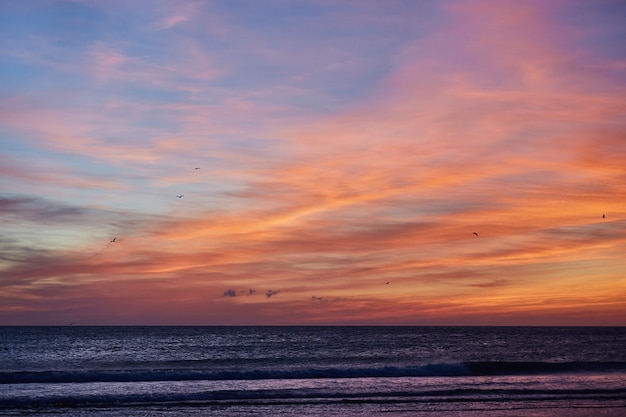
176, 195, 184, 198
110, 237, 117, 243
602, 214, 605, 219
473, 232, 479, 237
195, 167, 200, 170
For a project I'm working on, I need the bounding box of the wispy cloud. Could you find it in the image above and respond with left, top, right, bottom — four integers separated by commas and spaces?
150, 0, 203, 31
90, 41, 128, 82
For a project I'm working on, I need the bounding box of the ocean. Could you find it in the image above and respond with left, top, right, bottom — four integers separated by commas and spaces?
1, 326, 625, 416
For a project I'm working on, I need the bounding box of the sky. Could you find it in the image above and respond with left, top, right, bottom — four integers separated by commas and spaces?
1, 0, 625, 326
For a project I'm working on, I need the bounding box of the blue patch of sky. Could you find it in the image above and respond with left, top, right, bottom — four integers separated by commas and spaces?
1, 142, 112, 178
113, 85, 190, 105
9, 1, 446, 120
207, 52, 387, 117
560, 0, 626, 61
0, 61, 91, 96
202, 2, 446, 114
0, 1, 105, 48
0, 63, 46, 93
1, 38, 81, 91
0, 129, 45, 154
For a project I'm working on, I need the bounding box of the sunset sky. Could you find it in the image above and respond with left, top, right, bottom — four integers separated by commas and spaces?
1, 0, 625, 325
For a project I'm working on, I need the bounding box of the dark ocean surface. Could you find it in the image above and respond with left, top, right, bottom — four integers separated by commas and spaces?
1, 326, 625, 416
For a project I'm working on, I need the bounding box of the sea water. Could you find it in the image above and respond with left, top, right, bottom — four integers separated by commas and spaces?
1, 326, 625, 416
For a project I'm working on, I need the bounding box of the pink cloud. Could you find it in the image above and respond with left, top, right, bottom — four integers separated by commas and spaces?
150, 0, 204, 31
155, 14, 189, 31
90, 41, 129, 82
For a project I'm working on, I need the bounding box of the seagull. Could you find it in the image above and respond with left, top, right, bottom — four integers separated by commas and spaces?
110, 237, 117, 243
176, 195, 184, 198
602, 214, 605, 219
195, 167, 200, 170
473, 232, 479, 237
386, 281, 390, 285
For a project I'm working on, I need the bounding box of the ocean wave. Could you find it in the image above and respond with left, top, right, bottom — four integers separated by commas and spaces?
2, 385, 626, 410
2, 362, 626, 384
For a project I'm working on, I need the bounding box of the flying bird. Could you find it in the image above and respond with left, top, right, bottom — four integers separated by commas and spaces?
473, 232, 479, 237
110, 237, 117, 243
176, 195, 184, 198
602, 214, 605, 219
195, 167, 200, 170
266, 290, 280, 298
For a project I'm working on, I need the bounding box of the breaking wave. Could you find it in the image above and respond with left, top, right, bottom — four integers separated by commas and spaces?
3, 361, 625, 384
